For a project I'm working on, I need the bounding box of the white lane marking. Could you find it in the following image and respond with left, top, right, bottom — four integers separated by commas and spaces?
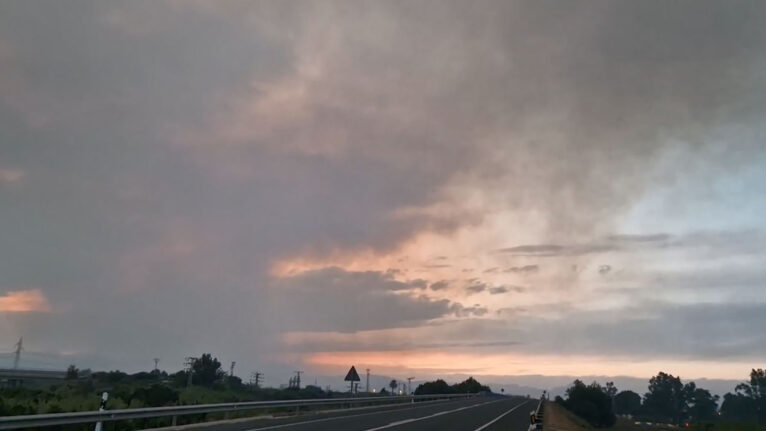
361, 399, 505, 431
473, 400, 531, 431
244, 398, 473, 431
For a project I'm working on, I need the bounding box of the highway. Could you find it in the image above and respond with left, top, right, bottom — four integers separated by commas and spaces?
173, 396, 535, 431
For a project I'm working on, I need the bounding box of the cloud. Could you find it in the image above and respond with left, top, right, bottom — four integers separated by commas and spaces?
608, 233, 670, 243
282, 329, 519, 352
268, 268, 480, 332
429, 280, 450, 291
0, 168, 24, 184
598, 265, 612, 275
0, 289, 50, 312
496, 231, 742, 258
449, 303, 488, 317
0, 0, 765, 380
504, 265, 540, 274
488, 286, 507, 295
465, 283, 487, 294
289, 300, 766, 362
498, 245, 564, 256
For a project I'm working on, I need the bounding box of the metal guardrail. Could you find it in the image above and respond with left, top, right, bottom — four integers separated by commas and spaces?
0, 393, 475, 429
529, 396, 545, 431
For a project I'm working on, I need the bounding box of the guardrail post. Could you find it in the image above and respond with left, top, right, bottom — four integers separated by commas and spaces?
172, 415, 177, 426
94, 392, 108, 431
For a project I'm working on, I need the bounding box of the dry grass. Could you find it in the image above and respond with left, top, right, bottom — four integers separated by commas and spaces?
545, 401, 593, 431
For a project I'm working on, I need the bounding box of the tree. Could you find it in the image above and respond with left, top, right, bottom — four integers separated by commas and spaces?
643, 372, 686, 424
604, 382, 618, 399
413, 377, 492, 395
453, 377, 491, 394
191, 353, 225, 386
722, 368, 766, 423
66, 365, 79, 380
614, 390, 642, 416
414, 379, 453, 395
687, 386, 719, 421
721, 392, 756, 422
561, 380, 616, 427
389, 379, 398, 394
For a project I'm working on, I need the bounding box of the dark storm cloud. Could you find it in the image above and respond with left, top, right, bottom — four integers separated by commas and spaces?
268, 268, 467, 332
0, 0, 765, 375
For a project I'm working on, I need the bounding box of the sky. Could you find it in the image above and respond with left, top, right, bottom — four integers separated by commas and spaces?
1, 0, 766, 389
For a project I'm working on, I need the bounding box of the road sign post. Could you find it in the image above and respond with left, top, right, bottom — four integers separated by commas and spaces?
344, 366, 361, 394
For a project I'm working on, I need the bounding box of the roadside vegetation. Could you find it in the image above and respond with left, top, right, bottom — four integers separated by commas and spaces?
555, 369, 766, 431
0, 353, 380, 430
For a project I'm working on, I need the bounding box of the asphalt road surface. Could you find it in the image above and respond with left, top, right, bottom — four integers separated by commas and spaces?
175, 396, 535, 431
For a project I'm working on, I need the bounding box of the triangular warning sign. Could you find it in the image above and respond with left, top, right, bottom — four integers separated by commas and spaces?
344, 365, 361, 381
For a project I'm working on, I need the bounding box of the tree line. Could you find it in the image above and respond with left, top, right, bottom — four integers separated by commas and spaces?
556, 369, 766, 428
413, 377, 491, 395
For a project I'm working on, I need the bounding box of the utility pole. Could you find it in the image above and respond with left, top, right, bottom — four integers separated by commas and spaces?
153, 358, 160, 372
229, 361, 236, 378
366, 369, 370, 393
13, 337, 22, 369
294, 370, 304, 389
184, 357, 197, 388
250, 372, 262, 388
407, 377, 415, 395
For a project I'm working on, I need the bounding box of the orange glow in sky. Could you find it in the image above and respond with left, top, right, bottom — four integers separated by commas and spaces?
0, 289, 51, 312
304, 350, 759, 381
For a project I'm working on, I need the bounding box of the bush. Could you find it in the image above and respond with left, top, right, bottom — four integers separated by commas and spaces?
131, 384, 179, 407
